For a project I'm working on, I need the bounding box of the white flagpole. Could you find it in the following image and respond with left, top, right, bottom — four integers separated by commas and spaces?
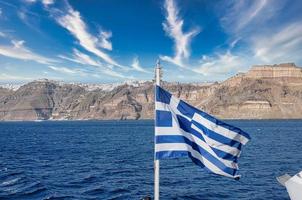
154, 59, 161, 200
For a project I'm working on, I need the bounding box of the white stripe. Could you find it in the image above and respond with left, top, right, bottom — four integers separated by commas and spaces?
156, 126, 238, 169
169, 96, 180, 110
156, 99, 191, 121
191, 124, 241, 157
192, 113, 249, 145
155, 126, 182, 135
155, 102, 169, 111
156, 143, 236, 178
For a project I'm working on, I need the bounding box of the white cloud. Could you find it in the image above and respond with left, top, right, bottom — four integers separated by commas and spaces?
57, 42, 133, 79
0, 39, 56, 64
160, 0, 200, 67
17, 10, 27, 21
58, 52, 129, 79
58, 54, 81, 64
54, 5, 124, 68
98, 30, 112, 50
0, 73, 33, 81
220, 0, 269, 34
131, 57, 151, 73
72, 49, 103, 67
193, 21, 302, 81
16, 8, 45, 35
24, 0, 37, 3
0, 31, 6, 38
49, 66, 76, 74
48, 66, 87, 76
252, 21, 302, 64
102, 68, 127, 79
23, 0, 54, 6
193, 51, 244, 76
42, 0, 54, 6
59, 49, 112, 69
198, 0, 302, 81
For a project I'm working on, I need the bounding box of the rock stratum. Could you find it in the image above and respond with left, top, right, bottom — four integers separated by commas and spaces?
1, 63, 302, 120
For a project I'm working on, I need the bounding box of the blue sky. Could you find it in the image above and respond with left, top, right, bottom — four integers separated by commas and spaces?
0, 0, 301, 83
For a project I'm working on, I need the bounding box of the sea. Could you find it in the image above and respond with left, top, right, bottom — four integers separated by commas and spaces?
0, 120, 301, 200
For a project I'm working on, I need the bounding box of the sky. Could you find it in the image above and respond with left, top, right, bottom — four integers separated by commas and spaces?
0, 0, 301, 83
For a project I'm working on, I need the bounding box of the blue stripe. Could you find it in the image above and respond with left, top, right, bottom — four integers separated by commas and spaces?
176, 114, 206, 142
155, 135, 237, 177
192, 120, 242, 150
156, 135, 186, 144
176, 114, 242, 151
196, 109, 251, 140
177, 99, 195, 118
177, 99, 250, 140
211, 147, 239, 163
156, 86, 171, 104
156, 110, 172, 127
176, 112, 241, 162
156, 150, 189, 159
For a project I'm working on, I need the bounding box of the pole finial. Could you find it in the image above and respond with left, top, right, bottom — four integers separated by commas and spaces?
155, 59, 162, 86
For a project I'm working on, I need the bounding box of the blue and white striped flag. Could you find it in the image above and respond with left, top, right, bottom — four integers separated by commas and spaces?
155, 85, 250, 179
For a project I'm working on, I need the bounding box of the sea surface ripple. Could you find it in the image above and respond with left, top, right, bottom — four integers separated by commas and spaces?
0, 120, 302, 199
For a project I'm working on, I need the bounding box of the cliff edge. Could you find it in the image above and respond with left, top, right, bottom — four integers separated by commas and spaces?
1, 63, 302, 120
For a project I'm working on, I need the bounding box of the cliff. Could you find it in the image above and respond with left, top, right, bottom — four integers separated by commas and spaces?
244, 63, 302, 78
1, 63, 302, 120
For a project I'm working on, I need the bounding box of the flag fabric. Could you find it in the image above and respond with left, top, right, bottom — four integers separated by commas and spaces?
155, 85, 250, 179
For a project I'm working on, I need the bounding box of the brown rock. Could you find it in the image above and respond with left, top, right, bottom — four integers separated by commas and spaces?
1, 63, 302, 120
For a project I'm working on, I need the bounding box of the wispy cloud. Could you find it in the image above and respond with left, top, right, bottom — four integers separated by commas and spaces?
72, 49, 103, 67
0, 31, 6, 37
59, 49, 103, 68
98, 30, 112, 51
48, 65, 87, 76
219, 0, 270, 34
195, 0, 299, 78
58, 50, 129, 79
23, 0, 54, 6
42, 0, 54, 6
102, 68, 128, 79
17, 9, 27, 21
160, 0, 200, 67
16, 6, 46, 35
252, 21, 302, 64
53, 4, 124, 69
131, 57, 151, 73
0, 39, 56, 64
0, 73, 33, 81
193, 51, 244, 77
23, 0, 37, 3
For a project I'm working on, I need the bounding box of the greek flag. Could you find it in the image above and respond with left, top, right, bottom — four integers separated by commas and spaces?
155, 86, 250, 179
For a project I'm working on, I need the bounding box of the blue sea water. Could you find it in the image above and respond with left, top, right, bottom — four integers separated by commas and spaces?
0, 120, 302, 200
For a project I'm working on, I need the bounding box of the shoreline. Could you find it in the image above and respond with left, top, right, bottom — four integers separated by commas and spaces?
1, 118, 302, 122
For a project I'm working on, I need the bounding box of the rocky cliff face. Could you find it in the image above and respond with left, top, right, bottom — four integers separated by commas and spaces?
1, 63, 302, 120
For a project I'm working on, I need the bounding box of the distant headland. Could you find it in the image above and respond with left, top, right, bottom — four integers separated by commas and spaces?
1, 63, 302, 121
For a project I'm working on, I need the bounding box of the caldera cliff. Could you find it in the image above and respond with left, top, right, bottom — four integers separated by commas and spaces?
1, 63, 302, 120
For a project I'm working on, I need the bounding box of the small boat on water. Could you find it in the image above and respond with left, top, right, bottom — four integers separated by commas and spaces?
277, 171, 302, 200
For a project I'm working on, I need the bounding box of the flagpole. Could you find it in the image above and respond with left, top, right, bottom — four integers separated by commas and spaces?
154, 59, 161, 200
